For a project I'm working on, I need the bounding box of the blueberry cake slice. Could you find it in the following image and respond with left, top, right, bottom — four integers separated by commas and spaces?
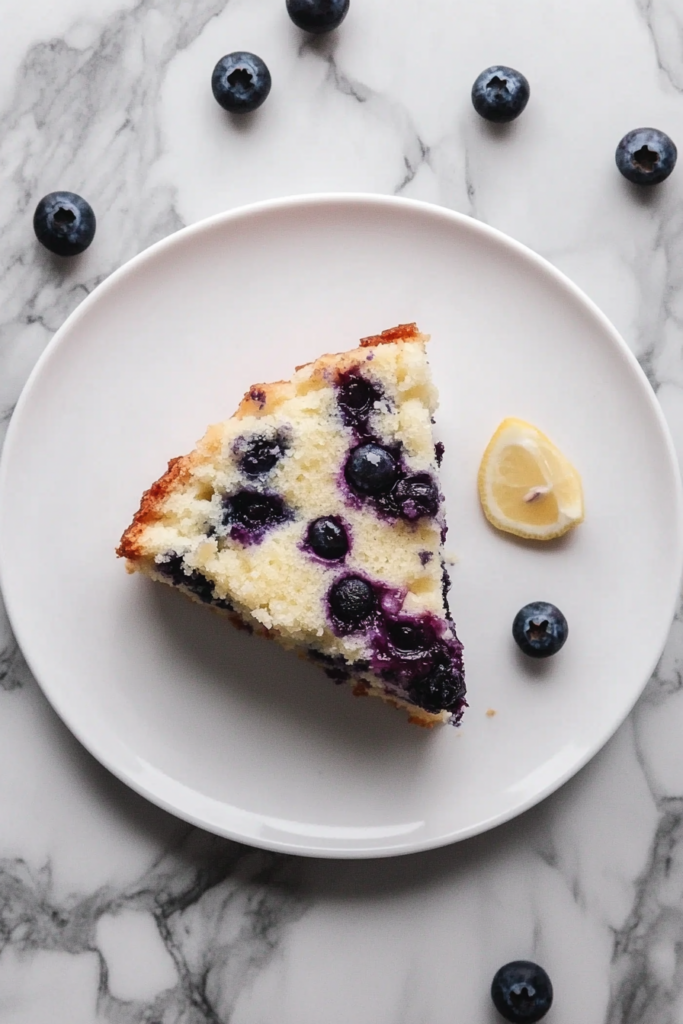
117, 324, 466, 726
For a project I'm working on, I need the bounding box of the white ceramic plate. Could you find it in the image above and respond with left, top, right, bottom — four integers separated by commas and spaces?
1, 195, 681, 858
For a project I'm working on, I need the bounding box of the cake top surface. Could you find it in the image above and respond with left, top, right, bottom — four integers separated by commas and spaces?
118, 323, 464, 724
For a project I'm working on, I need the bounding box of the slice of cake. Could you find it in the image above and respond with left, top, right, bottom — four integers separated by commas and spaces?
117, 324, 466, 726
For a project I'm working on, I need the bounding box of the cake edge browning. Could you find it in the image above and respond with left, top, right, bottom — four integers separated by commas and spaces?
116, 323, 457, 728
117, 324, 428, 562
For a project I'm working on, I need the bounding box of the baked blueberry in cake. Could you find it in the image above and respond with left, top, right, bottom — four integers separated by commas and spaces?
117, 323, 466, 726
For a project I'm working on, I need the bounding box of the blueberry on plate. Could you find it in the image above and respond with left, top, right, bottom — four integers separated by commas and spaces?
33, 192, 96, 256
307, 516, 349, 560
345, 442, 399, 496
615, 128, 677, 185
491, 961, 553, 1023
512, 601, 567, 658
286, 0, 349, 33
211, 52, 272, 113
471, 66, 530, 123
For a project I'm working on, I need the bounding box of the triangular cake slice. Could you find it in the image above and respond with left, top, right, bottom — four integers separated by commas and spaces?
117, 324, 466, 726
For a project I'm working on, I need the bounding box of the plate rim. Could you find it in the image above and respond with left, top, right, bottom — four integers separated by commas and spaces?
1, 192, 682, 858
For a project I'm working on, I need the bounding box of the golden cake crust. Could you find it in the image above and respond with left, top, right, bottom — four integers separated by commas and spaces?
117, 324, 428, 562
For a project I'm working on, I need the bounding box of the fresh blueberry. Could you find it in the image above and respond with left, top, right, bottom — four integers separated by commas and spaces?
211, 52, 272, 113
409, 659, 465, 713
471, 66, 530, 123
33, 192, 96, 256
234, 433, 287, 476
328, 575, 375, 628
307, 516, 349, 560
491, 961, 553, 1023
394, 474, 439, 520
222, 490, 290, 532
615, 128, 677, 185
286, 0, 349, 33
512, 601, 568, 658
345, 442, 399, 496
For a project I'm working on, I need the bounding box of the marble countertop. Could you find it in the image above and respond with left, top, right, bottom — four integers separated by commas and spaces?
1, 0, 683, 1020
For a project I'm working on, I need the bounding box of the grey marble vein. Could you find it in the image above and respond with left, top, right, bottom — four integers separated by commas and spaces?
0, 0, 230, 449
0, 830, 304, 1024
637, 0, 683, 91
608, 797, 683, 1023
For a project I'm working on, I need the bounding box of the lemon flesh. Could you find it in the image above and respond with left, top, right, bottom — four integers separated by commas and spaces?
478, 417, 584, 540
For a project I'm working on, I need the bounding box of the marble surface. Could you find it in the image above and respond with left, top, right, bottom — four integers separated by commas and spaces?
0, 0, 683, 1020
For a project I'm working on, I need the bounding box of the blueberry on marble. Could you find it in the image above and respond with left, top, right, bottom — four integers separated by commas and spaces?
33, 192, 96, 256
491, 961, 553, 1023
615, 128, 677, 185
394, 474, 439, 520
307, 516, 349, 560
328, 575, 375, 628
234, 433, 287, 476
286, 0, 349, 33
409, 659, 464, 713
512, 601, 568, 659
471, 66, 530, 123
222, 490, 290, 533
211, 52, 271, 113
345, 442, 399, 496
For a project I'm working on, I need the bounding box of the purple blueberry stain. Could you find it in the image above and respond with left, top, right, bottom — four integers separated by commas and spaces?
221, 489, 292, 544
419, 550, 433, 566
233, 430, 289, 477
394, 474, 440, 520
434, 441, 445, 466
335, 369, 384, 432
324, 572, 466, 719
154, 552, 233, 610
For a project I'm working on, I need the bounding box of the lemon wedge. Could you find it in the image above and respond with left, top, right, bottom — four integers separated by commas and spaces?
478, 417, 584, 540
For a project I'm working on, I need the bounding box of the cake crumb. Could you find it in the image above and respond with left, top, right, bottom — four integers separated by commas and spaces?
486, 708, 497, 717
443, 550, 459, 565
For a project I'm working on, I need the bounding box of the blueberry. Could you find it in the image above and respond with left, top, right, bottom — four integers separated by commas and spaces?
286, 0, 349, 33
154, 552, 232, 609
211, 52, 271, 113
307, 517, 349, 560
615, 128, 677, 185
471, 66, 530, 123
408, 659, 465, 713
491, 961, 553, 1023
33, 192, 96, 256
394, 474, 439, 520
222, 490, 290, 532
329, 576, 375, 628
234, 434, 286, 476
336, 373, 381, 427
345, 443, 399, 496
512, 601, 568, 659
387, 620, 428, 652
